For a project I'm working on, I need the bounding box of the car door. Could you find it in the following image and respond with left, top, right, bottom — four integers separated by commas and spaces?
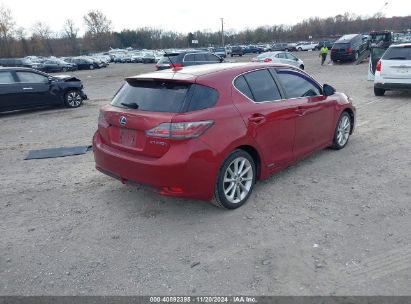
232, 68, 299, 170
0, 70, 25, 111
15, 71, 56, 106
275, 52, 288, 64
285, 53, 299, 67
274, 68, 336, 159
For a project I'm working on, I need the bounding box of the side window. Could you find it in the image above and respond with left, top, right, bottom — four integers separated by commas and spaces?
285, 53, 296, 60
243, 69, 281, 102
234, 75, 253, 100
277, 53, 286, 59
206, 53, 220, 62
0, 71, 16, 84
276, 70, 321, 98
187, 84, 219, 111
194, 53, 206, 62
16, 72, 48, 84
184, 54, 195, 62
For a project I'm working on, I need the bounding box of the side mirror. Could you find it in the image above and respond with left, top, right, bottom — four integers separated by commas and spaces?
323, 84, 336, 96
48, 77, 55, 83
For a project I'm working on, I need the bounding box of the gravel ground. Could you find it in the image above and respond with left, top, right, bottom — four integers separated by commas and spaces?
1, 52, 410, 296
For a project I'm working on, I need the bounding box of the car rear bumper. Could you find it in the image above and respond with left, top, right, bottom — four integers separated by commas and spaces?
93, 132, 218, 201
374, 82, 411, 90
331, 52, 355, 61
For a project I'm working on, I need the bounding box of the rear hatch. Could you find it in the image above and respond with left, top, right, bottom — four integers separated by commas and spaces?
332, 43, 350, 54
98, 79, 193, 158
380, 45, 411, 79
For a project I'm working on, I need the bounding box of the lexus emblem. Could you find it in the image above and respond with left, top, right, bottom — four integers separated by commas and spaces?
119, 116, 127, 126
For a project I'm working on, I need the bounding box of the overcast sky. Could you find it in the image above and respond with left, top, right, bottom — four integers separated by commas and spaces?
1, 0, 410, 35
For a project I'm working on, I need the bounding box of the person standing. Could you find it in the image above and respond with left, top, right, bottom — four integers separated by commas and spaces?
319, 45, 329, 65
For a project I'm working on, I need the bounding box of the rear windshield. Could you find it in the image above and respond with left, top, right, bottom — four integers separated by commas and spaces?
111, 81, 218, 113
333, 43, 350, 49
382, 46, 411, 60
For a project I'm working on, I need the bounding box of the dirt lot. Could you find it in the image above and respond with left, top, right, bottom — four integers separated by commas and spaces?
1, 52, 410, 296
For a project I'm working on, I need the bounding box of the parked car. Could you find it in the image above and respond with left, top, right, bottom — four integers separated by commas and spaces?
252, 51, 304, 69
142, 52, 156, 64
243, 45, 264, 54
287, 43, 297, 51
63, 57, 98, 70
230, 46, 244, 57
93, 63, 355, 209
296, 42, 318, 51
0, 67, 87, 112
316, 40, 336, 50
331, 34, 368, 62
155, 51, 223, 70
42, 59, 76, 73
374, 43, 411, 96
213, 47, 227, 58
271, 43, 289, 51
0, 58, 45, 71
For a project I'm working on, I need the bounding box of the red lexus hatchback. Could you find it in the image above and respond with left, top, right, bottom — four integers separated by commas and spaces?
93, 63, 355, 209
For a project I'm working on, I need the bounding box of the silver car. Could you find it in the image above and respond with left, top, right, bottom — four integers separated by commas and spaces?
251, 51, 305, 70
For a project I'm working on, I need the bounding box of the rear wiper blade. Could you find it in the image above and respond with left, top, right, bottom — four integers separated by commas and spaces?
121, 102, 139, 109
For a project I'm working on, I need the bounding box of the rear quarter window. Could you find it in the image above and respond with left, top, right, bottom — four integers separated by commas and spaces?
187, 84, 219, 111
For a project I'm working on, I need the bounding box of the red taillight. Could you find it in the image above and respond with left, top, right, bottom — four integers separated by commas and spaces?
376, 60, 382, 72
98, 111, 110, 128
146, 121, 214, 139
263, 58, 272, 62
171, 63, 183, 69
346, 48, 353, 52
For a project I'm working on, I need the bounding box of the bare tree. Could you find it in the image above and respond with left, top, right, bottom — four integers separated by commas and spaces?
62, 19, 79, 54
0, 5, 15, 57
63, 19, 79, 39
83, 10, 112, 36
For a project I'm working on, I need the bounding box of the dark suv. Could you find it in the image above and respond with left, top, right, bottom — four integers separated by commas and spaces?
155, 51, 223, 70
230, 46, 244, 57
331, 34, 368, 62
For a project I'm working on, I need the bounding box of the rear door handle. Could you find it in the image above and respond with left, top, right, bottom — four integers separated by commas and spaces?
248, 114, 266, 124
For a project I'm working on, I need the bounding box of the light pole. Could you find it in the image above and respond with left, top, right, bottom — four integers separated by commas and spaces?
221, 18, 225, 47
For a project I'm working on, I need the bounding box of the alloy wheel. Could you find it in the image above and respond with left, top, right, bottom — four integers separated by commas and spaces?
336, 115, 350, 146
223, 157, 254, 204
67, 91, 82, 107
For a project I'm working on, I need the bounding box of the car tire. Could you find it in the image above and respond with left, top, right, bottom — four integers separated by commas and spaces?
212, 149, 256, 209
354, 51, 359, 61
62, 67, 68, 72
64, 90, 83, 108
374, 87, 385, 96
331, 111, 351, 150
89, 65, 94, 70
299, 64, 304, 70
298, 47, 302, 51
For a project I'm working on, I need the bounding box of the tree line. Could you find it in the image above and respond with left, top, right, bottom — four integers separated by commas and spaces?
0, 6, 410, 58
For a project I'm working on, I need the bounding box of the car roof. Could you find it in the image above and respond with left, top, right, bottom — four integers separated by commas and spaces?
389, 43, 411, 48
127, 62, 295, 82
0, 67, 42, 72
